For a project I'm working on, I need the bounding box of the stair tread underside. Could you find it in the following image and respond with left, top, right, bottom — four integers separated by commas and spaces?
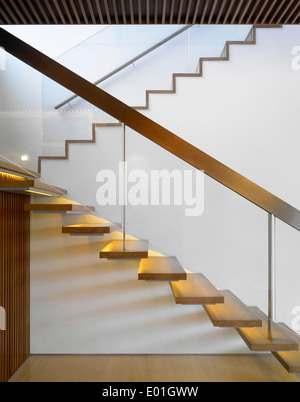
203, 290, 263, 328
170, 273, 224, 304
62, 223, 121, 234
100, 240, 149, 259
139, 257, 187, 281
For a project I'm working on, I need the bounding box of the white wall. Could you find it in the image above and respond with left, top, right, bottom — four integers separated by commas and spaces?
36, 26, 300, 355
0, 25, 105, 170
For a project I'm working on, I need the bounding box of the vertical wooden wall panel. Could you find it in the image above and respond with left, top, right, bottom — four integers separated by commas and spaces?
0, 177, 30, 383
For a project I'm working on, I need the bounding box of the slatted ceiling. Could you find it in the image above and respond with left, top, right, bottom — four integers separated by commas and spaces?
292, 8, 300, 23
36, 0, 50, 24
9, 0, 26, 24
146, 0, 150, 23
192, 0, 201, 24
237, 0, 249, 23
278, 0, 297, 23
261, 0, 277, 23
254, 0, 269, 23
231, 0, 244, 23
184, 0, 192, 23
287, 2, 300, 22
0, 0, 300, 24
61, 0, 73, 23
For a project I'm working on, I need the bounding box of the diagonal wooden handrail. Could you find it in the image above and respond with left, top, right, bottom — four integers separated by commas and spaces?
1, 28, 300, 231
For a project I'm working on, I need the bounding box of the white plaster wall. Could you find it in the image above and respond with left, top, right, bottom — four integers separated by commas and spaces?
36, 26, 300, 355
0, 25, 105, 170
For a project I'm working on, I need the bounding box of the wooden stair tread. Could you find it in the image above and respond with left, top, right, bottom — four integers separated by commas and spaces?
272, 324, 300, 373
100, 240, 148, 259
203, 290, 263, 328
170, 273, 224, 304
24, 204, 92, 212
236, 308, 299, 352
138, 257, 187, 281
0, 160, 41, 179
62, 223, 121, 234
0, 179, 67, 196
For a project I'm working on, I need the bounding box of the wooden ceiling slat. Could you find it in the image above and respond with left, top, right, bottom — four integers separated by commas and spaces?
137, 0, 142, 24
162, 0, 167, 23
200, 0, 210, 24
86, 0, 96, 24
61, 0, 74, 24
231, 0, 245, 23
275, 0, 294, 23
177, 0, 184, 23
112, 0, 119, 24
215, 0, 227, 23
268, 0, 286, 23
169, 0, 175, 23
208, 0, 218, 23
77, 0, 89, 24
53, 0, 66, 24
245, 0, 260, 23
103, 0, 112, 24
146, 0, 150, 24
69, 0, 80, 24
0, 3, 12, 24
1, 0, 19, 23
192, 0, 201, 23
9, 0, 27, 24
17, 0, 35, 24
25, 0, 43, 24
223, 0, 236, 23
154, 0, 158, 24
35, 0, 51, 24
253, 0, 270, 24
238, 0, 253, 23
291, 7, 300, 23
44, 0, 58, 24
285, 1, 300, 23
129, 0, 134, 24
261, 0, 278, 24
185, 0, 193, 24
95, 0, 105, 24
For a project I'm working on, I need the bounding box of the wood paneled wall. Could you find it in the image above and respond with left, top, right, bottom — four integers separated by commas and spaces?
0, 181, 30, 382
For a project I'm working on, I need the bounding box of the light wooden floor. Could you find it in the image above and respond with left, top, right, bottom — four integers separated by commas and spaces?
10, 354, 300, 382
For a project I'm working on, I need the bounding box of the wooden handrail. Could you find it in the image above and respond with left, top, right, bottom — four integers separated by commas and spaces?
55, 25, 191, 110
1, 28, 300, 231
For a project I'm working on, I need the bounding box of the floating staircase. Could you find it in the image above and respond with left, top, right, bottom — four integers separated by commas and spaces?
21, 176, 300, 375
7, 24, 300, 378
138, 256, 187, 281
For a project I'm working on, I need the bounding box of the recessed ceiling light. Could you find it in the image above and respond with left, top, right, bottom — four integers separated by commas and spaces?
21, 155, 29, 162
